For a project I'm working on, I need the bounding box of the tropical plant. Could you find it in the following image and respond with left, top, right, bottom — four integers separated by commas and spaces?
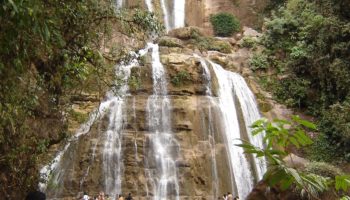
237, 116, 350, 199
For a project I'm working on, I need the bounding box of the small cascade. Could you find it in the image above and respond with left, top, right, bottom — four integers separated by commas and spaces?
173, 0, 185, 29
160, 0, 186, 31
39, 46, 150, 198
160, 0, 171, 31
145, 0, 153, 11
230, 73, 267, 180
145, 43, 180, 200
102, 97, 125, 196
196, 55, 220, 198
132, 96, 140, 197
209, 60, 256, 199
116, 0, 124, 9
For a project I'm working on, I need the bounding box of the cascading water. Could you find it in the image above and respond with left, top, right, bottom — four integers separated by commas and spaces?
160, 0, 186, 31
38, 47, 149, 198
145, 43, 180, 200
195, 54, 220, 198
209, 60, 265, 199
116, 0, 124, 9
230, 73, 267, 180
160, 0, 171, 31
173, 0, 185, 29
145, 0, 153, 12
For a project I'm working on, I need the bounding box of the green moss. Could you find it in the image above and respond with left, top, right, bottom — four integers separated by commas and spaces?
190, 35, 233, 53
69, 109, 88, 124
241, 36, 257, 48
158, 37, 183, 48
171, 71, 191, 87
209, 40, 232, 53
128, 75, 141, 91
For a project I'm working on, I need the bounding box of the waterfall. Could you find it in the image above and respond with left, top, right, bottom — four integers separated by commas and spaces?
160, 0, 171, 31
160, 0, 186, 31
38, 41, 266, 199
145, 0, 153, 11
230, 73, 267, 180
38, 46, 150, 198
173, 0, 185, 29
195, 55, 220, 198
209, 60, 265, 199
145, 43, 180, 200
116, 0, 124, 9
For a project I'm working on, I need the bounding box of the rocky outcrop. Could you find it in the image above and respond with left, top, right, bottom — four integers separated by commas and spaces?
41, 27, 297, 199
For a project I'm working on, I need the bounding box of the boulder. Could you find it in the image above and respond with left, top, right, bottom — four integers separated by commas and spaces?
158, 36, 184, 48
168, 26, 205, 40
242, 26, 262, 38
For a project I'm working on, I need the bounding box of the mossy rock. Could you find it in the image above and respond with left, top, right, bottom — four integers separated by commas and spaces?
158, 36, 183, 48
208, 40, 232, 53
168, 26, 205, 40
258, 101, 272, 113
304, 162, 343, 178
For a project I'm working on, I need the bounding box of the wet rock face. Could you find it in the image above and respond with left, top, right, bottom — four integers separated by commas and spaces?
44, 44, 236, 199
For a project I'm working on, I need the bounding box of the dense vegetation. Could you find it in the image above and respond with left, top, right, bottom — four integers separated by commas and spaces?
210, 12, 240, 37
238, 117, 350, 199
252, 0, 350, 162
0, 0, 162, 198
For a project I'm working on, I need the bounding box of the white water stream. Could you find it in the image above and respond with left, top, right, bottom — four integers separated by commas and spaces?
145, 43, 180, 200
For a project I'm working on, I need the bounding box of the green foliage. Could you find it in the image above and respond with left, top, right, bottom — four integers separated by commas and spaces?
261, 0, 350, 110
0, 0, 163, 197
69, 110, 88, 124
304, 162, 343, 178
171, 71, 191, 87
318, 100, 350, 161
274, 76, 310, 108
210, 12, 240, 37
128, 75, 141, 91
335, 175, 350, 192
238, 117, 350, 199
237, 117, 331, 198
129, 8, 164, 35
249, 53, 268, 71
240, 36, 257, 48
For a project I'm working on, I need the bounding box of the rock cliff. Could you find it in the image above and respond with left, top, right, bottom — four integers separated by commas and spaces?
40, 26, 290, 199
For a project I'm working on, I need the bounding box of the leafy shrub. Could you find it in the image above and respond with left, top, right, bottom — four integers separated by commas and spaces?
274, 76, 310, 108
128, 75, 141, 91
259, 0, 350, 162
238, 117, 350, 199
318, 101, 350, 161
241, 36, 257, 48
308, 133, 340, 163
210, 13, 240, 37
249, 53, 268, 71
304, 162, 343, 178
171, 71, 191, 86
